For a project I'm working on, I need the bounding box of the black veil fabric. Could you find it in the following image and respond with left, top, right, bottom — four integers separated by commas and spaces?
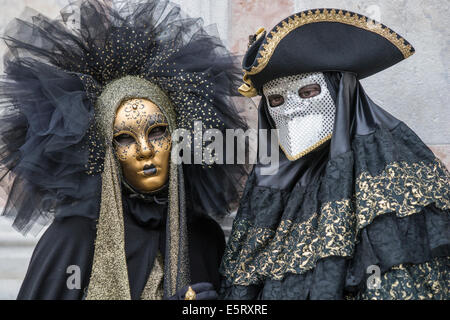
0, 60, 101, 234
220, 72, 450, 299
252, 72, 402, 191
0, 0, 249, 235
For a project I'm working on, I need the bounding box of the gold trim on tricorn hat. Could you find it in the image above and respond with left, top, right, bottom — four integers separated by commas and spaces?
240, 8, 416, 97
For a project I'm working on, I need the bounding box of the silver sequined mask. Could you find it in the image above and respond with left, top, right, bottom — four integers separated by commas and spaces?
263, 72, 336, 160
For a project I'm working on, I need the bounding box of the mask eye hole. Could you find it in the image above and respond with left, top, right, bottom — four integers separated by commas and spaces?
114, 133, 135, 146
148, 125, 168, 140
268, 94, 285, 107
298, 84, 321, 99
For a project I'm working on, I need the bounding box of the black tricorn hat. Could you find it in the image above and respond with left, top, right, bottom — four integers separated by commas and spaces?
239, 8, 415, 97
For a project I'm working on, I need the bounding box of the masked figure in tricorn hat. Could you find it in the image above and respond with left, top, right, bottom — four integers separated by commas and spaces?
220, 9, 449, 300
0, 0, 249, 300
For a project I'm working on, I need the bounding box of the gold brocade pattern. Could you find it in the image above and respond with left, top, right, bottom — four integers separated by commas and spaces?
246, 9, 415, 76
222, 200, 354, 284
346, 257, 449, 300
355, 160, 450, 230
222, 159, 450, 285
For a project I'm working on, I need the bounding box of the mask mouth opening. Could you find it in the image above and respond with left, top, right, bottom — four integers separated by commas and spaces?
143, 164, 158, 176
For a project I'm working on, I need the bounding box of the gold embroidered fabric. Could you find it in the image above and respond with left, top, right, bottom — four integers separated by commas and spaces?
166, 160, 181, 295
346, 257, 449, 300
222, 200, 354, 284
141, 252, 165, 300
223, 159, 450, 285
87, 76, 186, 299
86, 145, 131, 300
355, 160, 450, 229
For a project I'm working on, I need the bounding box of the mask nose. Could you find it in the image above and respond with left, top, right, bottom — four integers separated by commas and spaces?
280, 94, 307, 118
137, 138, 155, 160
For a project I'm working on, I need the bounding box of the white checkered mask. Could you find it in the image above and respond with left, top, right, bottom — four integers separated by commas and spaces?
263, 72, 336, 160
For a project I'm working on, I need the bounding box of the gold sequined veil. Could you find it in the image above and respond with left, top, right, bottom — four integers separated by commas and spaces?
86, 76, 188, 299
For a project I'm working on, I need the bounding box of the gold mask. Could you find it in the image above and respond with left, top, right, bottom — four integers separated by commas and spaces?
113, 98, 171, 193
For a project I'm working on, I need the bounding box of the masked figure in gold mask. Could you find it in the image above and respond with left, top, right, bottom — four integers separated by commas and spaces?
0, 0, 249, 300
114, 99, 171, 194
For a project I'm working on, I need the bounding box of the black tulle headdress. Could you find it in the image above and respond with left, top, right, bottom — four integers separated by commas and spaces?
0, 0, 249, 299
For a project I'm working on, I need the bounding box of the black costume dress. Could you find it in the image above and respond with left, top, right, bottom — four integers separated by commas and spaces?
18, 190, 225, 300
